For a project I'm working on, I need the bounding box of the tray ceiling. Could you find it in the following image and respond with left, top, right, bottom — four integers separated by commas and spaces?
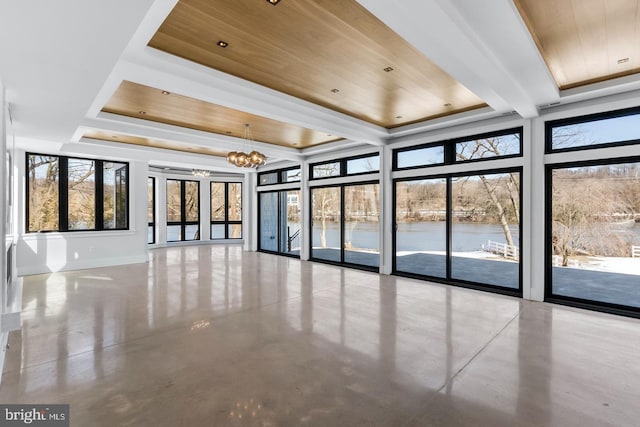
147, 0, 486, 128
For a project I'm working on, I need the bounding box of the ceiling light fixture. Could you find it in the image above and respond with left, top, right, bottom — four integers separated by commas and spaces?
161, 90, 170, 95
444, 103, 451, 107
617, 57, 630, 64
384, 66, 394, 72
330, 88, 340, 93
266, 0, 282, 5
226, 124, 267, 168
139, 111, 146, 115
192, 169, 211, 178
217, 40, 229, 48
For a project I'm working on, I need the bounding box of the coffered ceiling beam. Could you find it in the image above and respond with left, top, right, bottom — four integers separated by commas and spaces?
358, 0, 559, 119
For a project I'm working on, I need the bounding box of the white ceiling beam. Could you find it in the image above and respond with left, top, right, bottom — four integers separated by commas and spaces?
80, 114, 304, 162
357, 0, 559, 119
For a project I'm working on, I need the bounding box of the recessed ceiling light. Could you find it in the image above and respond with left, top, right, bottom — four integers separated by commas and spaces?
161, 90, 170, 95
266, 0, 281, 4
112, 135, 118, 139
217, 40, 229, 48
139, 111, 146, 115
395, 115, 403, 119
330, 88, 340, 93
444, 103, 452, 107
226, 131, 232, 134
617, 57, 630, 64
384, 67, 394, 72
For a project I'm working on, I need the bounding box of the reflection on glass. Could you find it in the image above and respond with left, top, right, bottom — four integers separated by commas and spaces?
282, 190, 301, 254
311, 187, 341, 262
185, 181, 199, 222
27, 154, 59, 232
228, 224, 242, 239
167, 225, 181, 242
211, 224, 225, 239
346, 155, 379, 174
344, 184, 379, 267
166, 180, 181, 222
395, 178, 447, 278
228, 183, 242, 221
259, 172, 278, 185
210, 182, 225, 221
283, 168, 301, 182
313, 162, 340, 179
103, 162, 128, 229
455, 132, 520, 161
147, 177, 155, 244
451, 172, 520, 288
396, 145, 444, 169
551, 113, 640, 150
68, 158, 96, 230
185, 224, 199, 240
260, 192, 278, 251
551, 162, 640, 307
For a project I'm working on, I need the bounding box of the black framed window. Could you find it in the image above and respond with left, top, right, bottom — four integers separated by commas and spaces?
258, 189, 301, 256
26, 153, 129, 233
167, 179, 200, 242
147, 177, 155, 244
546, 106, 640, 153
546, 158, 640, 316
393, 128, 523, 170
258, 166, 301, 186
310, 182, 380, 270
210, 182, 242, 239
310, 153, 380, 180
393, 168, 522, 295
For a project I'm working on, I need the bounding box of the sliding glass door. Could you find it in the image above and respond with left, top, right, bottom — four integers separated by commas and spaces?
258, 190, 301, 256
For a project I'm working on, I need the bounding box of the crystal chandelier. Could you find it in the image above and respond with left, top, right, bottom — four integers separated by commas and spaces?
191, 169, 210, 177
226, 124, 267, 168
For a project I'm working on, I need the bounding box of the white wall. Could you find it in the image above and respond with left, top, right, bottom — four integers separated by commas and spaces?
15, 148, 148, 275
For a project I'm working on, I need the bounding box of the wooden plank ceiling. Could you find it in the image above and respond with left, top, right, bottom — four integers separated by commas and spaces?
101, 81, 340, 149
147, 0, 485, 128
515, 0, 640, 89
83, 129, 229, 157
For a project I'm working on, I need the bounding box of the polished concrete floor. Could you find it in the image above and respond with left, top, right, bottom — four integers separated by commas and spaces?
2, 245, 640, 426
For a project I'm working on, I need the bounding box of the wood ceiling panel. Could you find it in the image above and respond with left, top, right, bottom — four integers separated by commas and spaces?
83, 130, 228, 157
516, 0, 640, 89
148, 0, 485, 127
101, 81, 340, 149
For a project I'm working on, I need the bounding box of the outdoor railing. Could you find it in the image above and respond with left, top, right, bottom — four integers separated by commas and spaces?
287, 227, 301, 252
484, 240, 519, 260
633, 245, 640, 258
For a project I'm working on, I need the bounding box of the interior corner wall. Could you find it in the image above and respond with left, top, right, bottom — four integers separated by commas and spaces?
16, 153, 149, 276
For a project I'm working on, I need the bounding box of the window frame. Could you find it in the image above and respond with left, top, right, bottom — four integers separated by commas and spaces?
392, 166, 523, 297
545, 106, 640, 154
257, 166, 301, 186
25, 152, 130, 233
147, 177, 156, 244
309, 153, 380, 181
544, 155, 640, 318
210, 181, 243, 240
257, 188, 301, 258
166, 179, 200, 242
393, 127, 523, 171
308, 180, 381, 272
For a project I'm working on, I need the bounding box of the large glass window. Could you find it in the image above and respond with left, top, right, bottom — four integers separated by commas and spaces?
311, 183, 380, 269
259, 190, 301, 256
393, 170, 521, 292
26, 153, 129, 233
210, 182, 242, 240
548, 160, 640, 310
27, 155, 59, 232
167, 179, 199, 242
395, 178, 447, 278
147, 177, 155, 244
547, 107, 640, 152
103, 162, 128, 230
394, 128, 522, 170
310, 153, 380, 180
258, 167, 301, 185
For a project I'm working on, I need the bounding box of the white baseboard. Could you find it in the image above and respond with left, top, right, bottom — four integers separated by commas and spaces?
17, 254, 149, 276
